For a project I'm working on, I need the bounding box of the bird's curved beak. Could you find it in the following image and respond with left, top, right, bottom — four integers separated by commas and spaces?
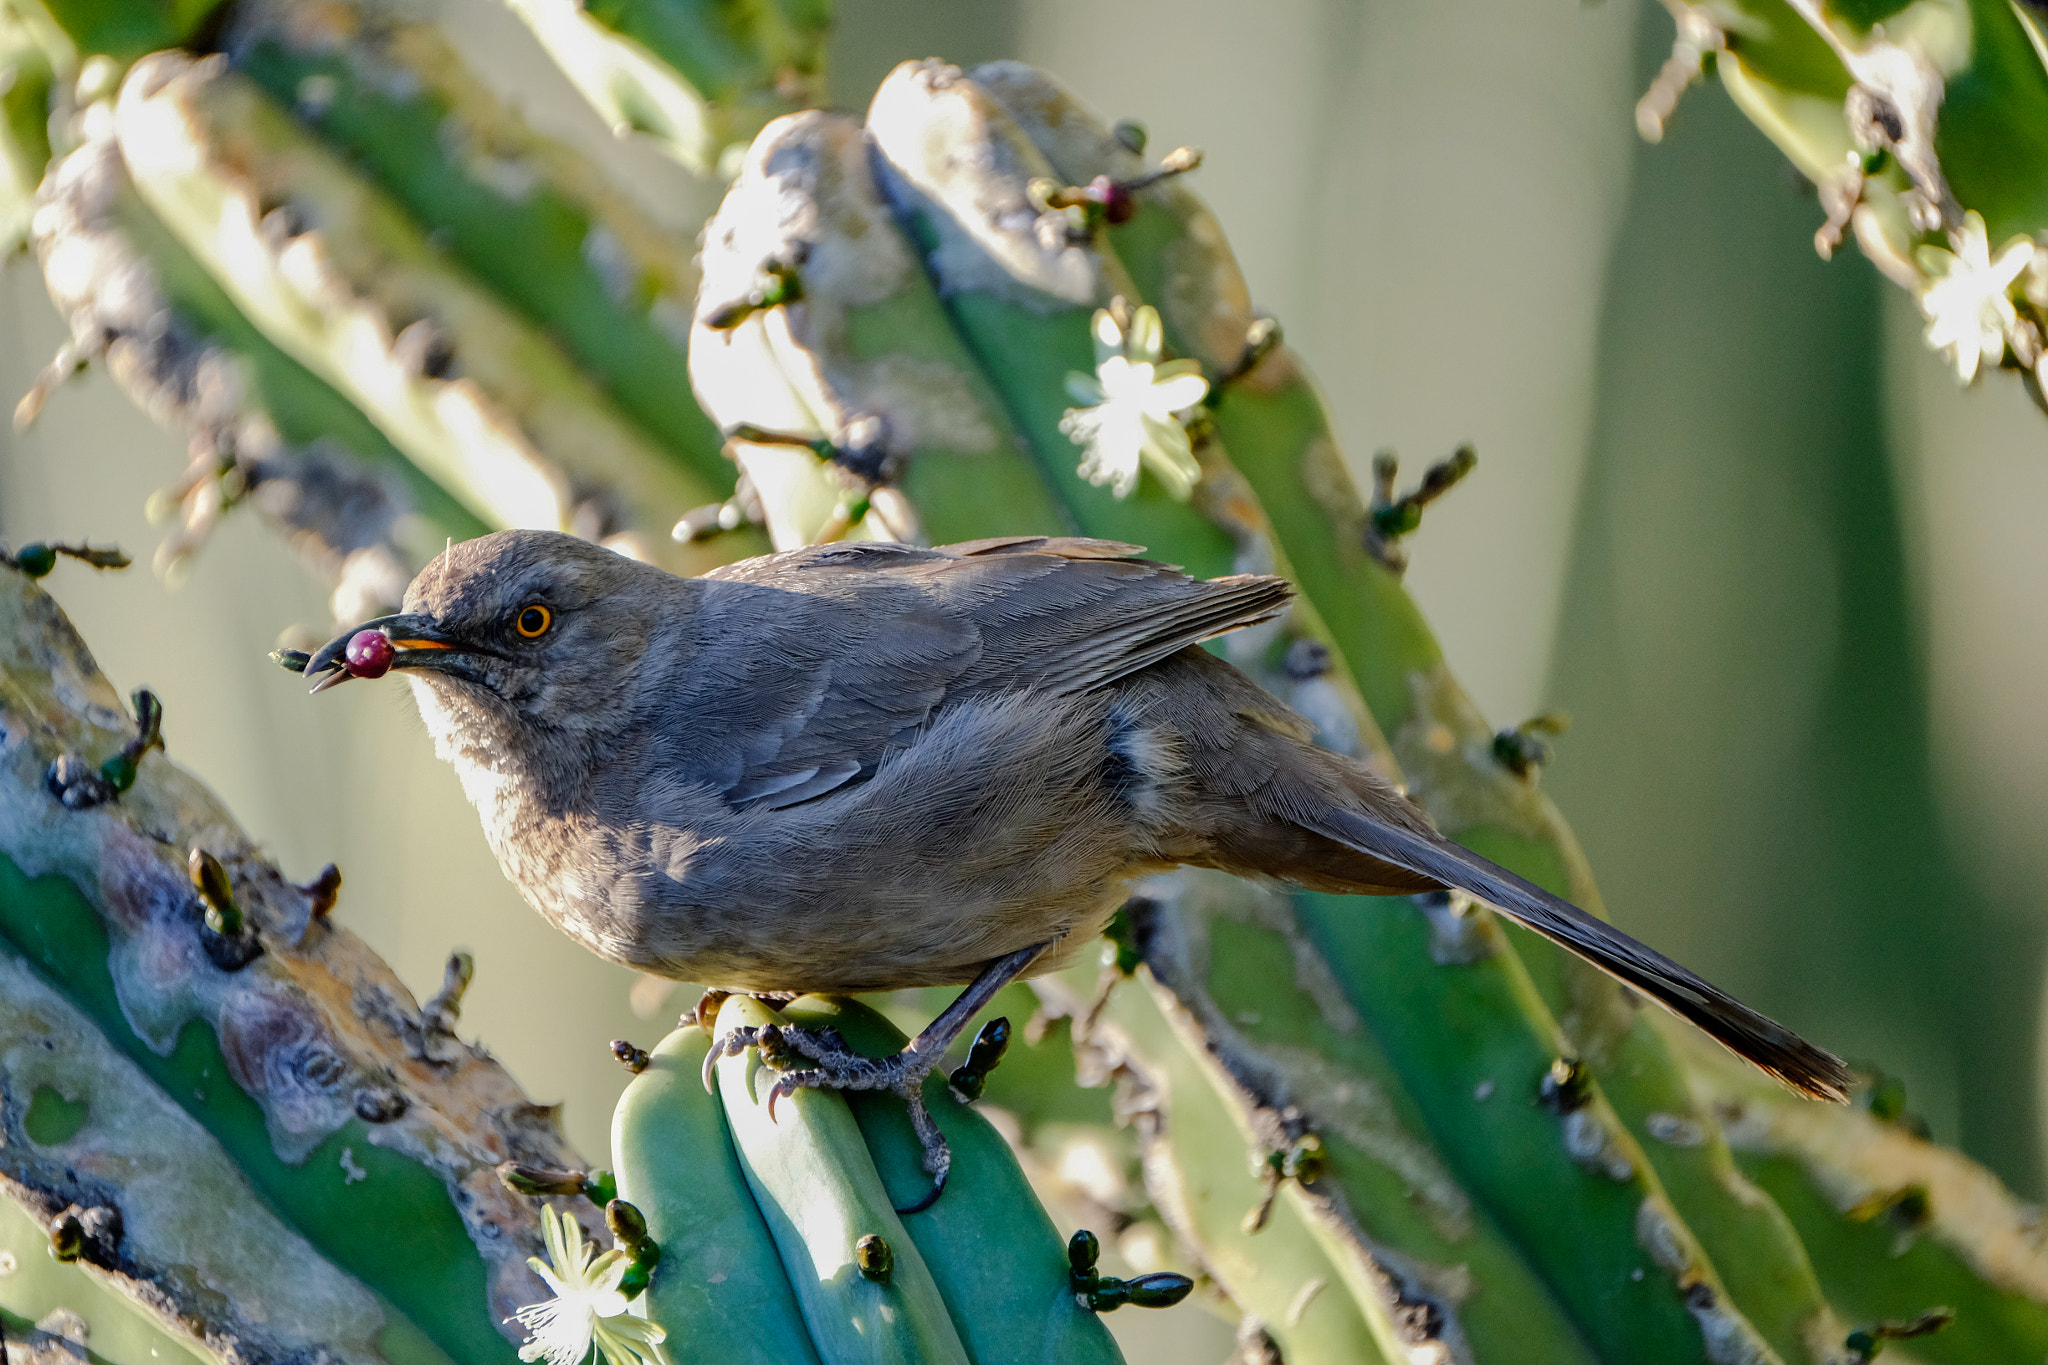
302, 612, 474, 693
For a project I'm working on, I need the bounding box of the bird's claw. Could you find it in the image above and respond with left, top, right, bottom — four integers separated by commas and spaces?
700, 1026, 762, 1093
725, 1024, 955, 1211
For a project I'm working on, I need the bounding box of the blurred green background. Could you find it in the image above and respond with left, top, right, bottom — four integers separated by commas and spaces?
3, 0, 2042, 1295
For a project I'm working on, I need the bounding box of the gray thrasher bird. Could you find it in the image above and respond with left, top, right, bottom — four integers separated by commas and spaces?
297, 528, 1848, 1208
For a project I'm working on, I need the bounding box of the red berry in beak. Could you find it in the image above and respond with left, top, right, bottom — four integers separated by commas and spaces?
345, 629, 396, 679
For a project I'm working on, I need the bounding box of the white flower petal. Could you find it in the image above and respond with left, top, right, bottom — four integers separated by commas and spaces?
1129, 306, 1163, 364
1147, 372, 1210, 414
1091, 308, 1123, 358
1917, 213, 2032, 383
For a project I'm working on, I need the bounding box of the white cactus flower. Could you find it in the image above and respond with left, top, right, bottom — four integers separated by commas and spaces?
1916, 211, 2036, 383
509, 1206, 668, 1365
1060, 304, 1209, 499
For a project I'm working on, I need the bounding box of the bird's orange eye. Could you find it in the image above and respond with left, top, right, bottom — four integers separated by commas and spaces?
515, 604, 552, 638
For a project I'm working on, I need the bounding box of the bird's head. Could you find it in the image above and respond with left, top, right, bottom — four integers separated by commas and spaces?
300, 530, 678, 760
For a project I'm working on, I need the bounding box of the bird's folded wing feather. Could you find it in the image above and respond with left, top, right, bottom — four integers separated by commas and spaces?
690, 538, 1293, 808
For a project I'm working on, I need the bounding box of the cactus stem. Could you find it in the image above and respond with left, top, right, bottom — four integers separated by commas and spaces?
1031, 147, 1203, 232
299, 863, 342, 920
420, 950, 475, 1038
1844, 1308, 1954, 1360
1493, 712, 1571, 780
701, 252, 808, 330
1364, 445, 1477, 573
2, 541, 131, 577
1214, 316, 1283, 393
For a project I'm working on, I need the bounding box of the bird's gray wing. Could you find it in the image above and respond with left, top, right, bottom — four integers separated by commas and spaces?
685, 537, 1290, 810
917, 536, 1294, 695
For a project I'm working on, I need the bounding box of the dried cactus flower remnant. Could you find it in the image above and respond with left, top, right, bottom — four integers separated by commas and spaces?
1916, 211, 2037, 383
509, 1206, 669, 1365
1060, 304, 1208, 499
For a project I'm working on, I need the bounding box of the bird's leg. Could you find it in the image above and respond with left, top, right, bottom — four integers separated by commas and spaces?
733, 941, 1053, 1212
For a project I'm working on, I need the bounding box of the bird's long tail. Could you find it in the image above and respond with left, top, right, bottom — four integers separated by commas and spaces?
1301, 804, 1851, 1104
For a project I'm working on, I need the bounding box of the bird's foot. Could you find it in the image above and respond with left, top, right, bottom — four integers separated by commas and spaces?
768, 1024, 954, 1214
693, 942, 1054, 1214
699, 1018, 952, 1212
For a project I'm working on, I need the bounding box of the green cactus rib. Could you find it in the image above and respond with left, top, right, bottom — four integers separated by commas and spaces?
776, 995, 1125, 1365
1119, 875, 1600, 1364
114, 52, 730, 575
710, 995, 971, 1365
1296, 892, 1785, 1363
967, 60, 1853, 1365
14, 0, 217, 64
1679, 1030, 2048, 1364
0, 943, 456, 1365
0, 9, 52, 254
861, 62, 1237, 581
1896, 0, 2048, 242
0, 878, 495, 1365
691, 106, 1073, 547
1653, 0, 2048, 295
109, 173, 490, 548
1038, 958, 1395, 1365
30, 126, 471, 614
0, 567, 617, 1365
499, 0, 827, 177
610, 1024, 822, 1365
1, 1193, 206, 1365
226, 0, 744, 506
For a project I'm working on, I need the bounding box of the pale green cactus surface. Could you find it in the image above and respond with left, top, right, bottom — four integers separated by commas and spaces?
2, 1, 2046, 1363
1643, 0, 2048, 405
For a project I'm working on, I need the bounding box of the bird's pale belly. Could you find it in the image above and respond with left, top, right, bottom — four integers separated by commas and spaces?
561, 716, 1161, 990
612, 872, 1137, 993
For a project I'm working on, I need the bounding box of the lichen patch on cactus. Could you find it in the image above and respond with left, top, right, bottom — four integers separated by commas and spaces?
868, 60, 1103, 311
1, 951, 395, 1365
0, 568, 605, 1359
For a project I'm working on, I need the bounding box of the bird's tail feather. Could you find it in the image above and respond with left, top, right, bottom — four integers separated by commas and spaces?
1305, 805, 1851, 1104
